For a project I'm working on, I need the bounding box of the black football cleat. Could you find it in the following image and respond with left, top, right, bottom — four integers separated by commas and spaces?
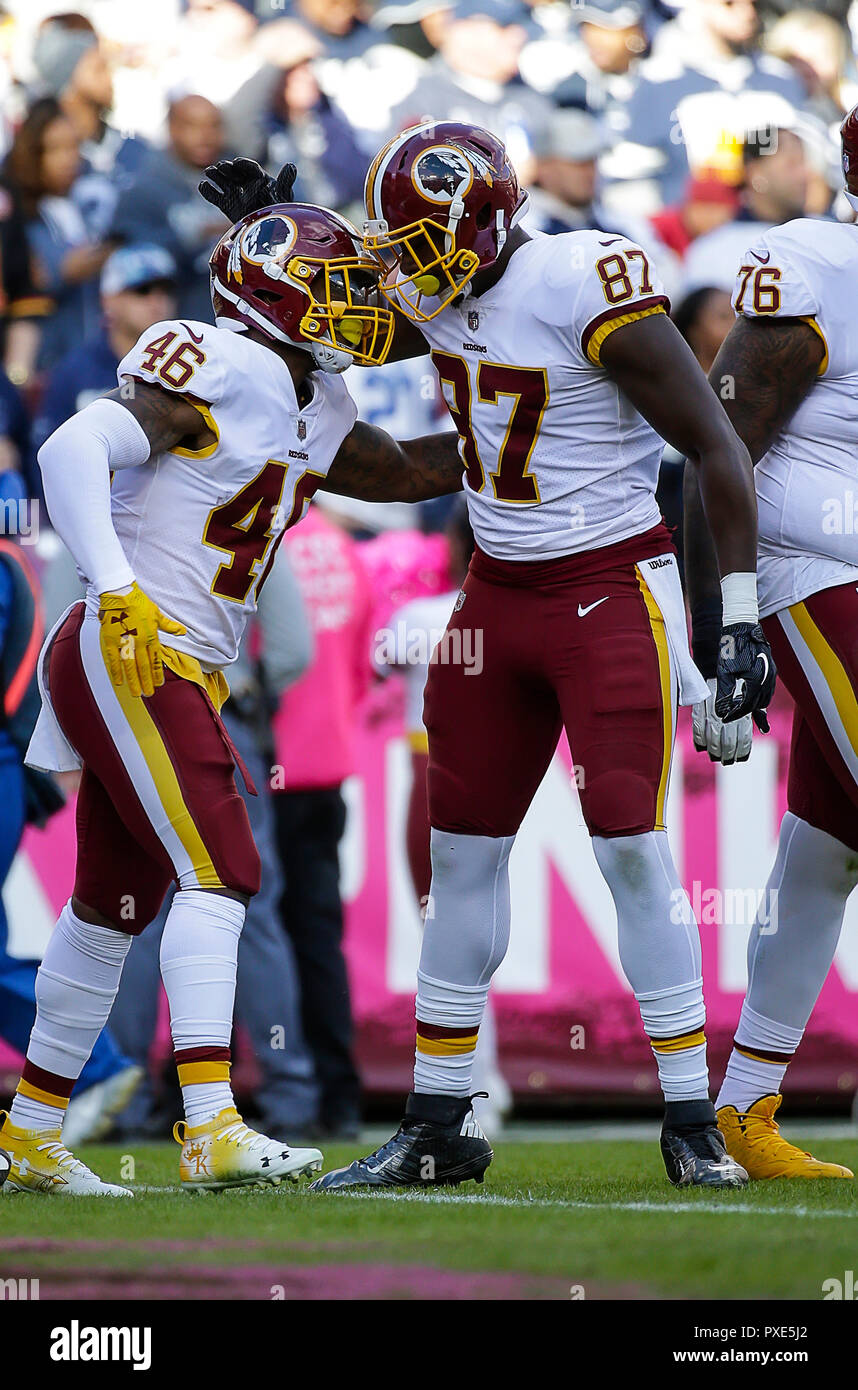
661, 1099, 749, 1188
309, 1092, 493, 1192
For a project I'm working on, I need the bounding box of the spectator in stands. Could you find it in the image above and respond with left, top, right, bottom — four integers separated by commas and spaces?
287, 0, 378, 61
765, 9, 854, 126
526, 106, 615, 233
110, 95, 228, 323
32, 12, 148, 215
521, 0, 648, 110
0, 365, 33, 503
0, 165, 52, 397
1, 97, 115, 371
271, 502, 374, 1139
225, 22, 367, 210
649, 172, 739, 260
606, 0, 807, 211
34, 243, 176, 457
165, 0, 261, 107
681, 123, 813, 296
386, 0, 551, 177
672, 284, 736, 376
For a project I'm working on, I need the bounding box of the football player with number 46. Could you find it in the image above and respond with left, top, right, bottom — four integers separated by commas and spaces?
0, 192, 467, 1197
293, 121, 773, 1191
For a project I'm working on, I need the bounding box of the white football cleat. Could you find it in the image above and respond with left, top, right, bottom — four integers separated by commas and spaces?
0, 1111, 133, 1197
175, 1106, 323, 1191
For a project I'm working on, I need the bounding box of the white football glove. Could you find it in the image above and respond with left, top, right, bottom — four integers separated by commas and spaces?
691, 678, 753, 765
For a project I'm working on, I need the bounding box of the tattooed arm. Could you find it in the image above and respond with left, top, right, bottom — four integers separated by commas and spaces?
324, 421, 464, 502
109, 380, 216, 455
707, 315, 824, 466
684, 316, 824, 674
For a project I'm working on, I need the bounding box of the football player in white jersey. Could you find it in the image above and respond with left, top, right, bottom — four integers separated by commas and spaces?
0, 198, 467, 1196
238, 121, 775, 1192
683, 110, 858, 1182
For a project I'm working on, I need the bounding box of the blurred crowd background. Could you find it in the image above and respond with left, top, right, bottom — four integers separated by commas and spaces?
0, 0, 856, 1144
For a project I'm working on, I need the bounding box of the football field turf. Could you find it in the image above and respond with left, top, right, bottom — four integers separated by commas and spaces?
3, 1131, 857, 1301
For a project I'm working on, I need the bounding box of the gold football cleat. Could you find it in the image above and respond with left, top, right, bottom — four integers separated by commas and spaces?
0, 1110, 132, 1196
717, 1094, 853, 1180
174, 1106, 322, 1191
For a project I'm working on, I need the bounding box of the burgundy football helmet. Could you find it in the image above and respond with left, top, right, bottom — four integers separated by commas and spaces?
363, 121, 528, 322
210, 203, 394, 372
842, 103, 858, 207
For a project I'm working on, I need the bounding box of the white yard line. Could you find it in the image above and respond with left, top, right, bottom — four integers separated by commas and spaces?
130, 1184, 857, 1218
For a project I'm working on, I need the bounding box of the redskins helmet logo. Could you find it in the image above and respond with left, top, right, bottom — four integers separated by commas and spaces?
412, 146, 477, 205
228, 214, 299, 284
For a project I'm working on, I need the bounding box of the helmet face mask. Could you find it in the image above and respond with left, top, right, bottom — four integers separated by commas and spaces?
296, 257, 395, 367
363, 122, 528, 323
364, 214, 482, 321
210, 205, 395, 371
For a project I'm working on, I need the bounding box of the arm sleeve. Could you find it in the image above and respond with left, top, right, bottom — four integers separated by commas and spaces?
573, 236, 670, 367
37, 397, 151, 595
256, 552, 315, 696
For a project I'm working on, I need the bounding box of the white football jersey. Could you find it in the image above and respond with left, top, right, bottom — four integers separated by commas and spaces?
103, 320, 357, 670
732, 220, 858, 618
398, 230, 670, 560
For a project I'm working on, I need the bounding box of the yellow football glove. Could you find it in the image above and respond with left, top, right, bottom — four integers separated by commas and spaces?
98, 582, 186, 698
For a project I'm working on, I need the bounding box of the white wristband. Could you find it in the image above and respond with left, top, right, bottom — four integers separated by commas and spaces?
721, 572, 758, 626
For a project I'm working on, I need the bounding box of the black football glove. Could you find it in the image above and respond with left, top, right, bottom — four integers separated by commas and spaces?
198, 158, 298, 221
715, 622, 777, 732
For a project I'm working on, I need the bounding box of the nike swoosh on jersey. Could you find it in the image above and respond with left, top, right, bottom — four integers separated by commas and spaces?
750, 250, 771, 264
577, 597, 610, 617
181, 323, 205, 343
599, 237, 622, 246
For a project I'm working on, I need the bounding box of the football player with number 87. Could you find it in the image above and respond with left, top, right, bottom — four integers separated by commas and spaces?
203, 131, 776, 1193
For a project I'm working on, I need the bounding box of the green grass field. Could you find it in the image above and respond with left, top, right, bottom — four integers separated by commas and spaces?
3, 1132, 857, 1300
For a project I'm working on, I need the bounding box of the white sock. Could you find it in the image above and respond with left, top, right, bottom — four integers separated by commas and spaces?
593, 832, 709, 1103
414, 831, 513, 1097
9, 1094, 67, 1132
717, 814, 858, 1111
159, 889, 244, 1126
9, 902, 131, 1134
182, 1082, 235, 1129
717, 1004, 804, 1112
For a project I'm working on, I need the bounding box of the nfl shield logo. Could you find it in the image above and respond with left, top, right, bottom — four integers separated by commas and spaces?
467, 309, 479, 333
297, 419, 307, 441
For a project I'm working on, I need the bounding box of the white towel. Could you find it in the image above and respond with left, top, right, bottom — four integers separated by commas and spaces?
25, 602, 84, 774
636, 553, 709, 708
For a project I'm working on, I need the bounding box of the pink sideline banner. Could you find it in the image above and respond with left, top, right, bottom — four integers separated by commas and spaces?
5, 685, 858, 1103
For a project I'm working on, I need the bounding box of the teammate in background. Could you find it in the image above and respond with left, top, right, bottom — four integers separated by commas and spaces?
376, 499, 511, 1136
0, 191, 465, 1196
683, 109, 858, 1181
282, 120, 773, 1192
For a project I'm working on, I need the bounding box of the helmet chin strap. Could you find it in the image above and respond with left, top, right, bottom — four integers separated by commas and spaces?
309, 340, 354, 374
